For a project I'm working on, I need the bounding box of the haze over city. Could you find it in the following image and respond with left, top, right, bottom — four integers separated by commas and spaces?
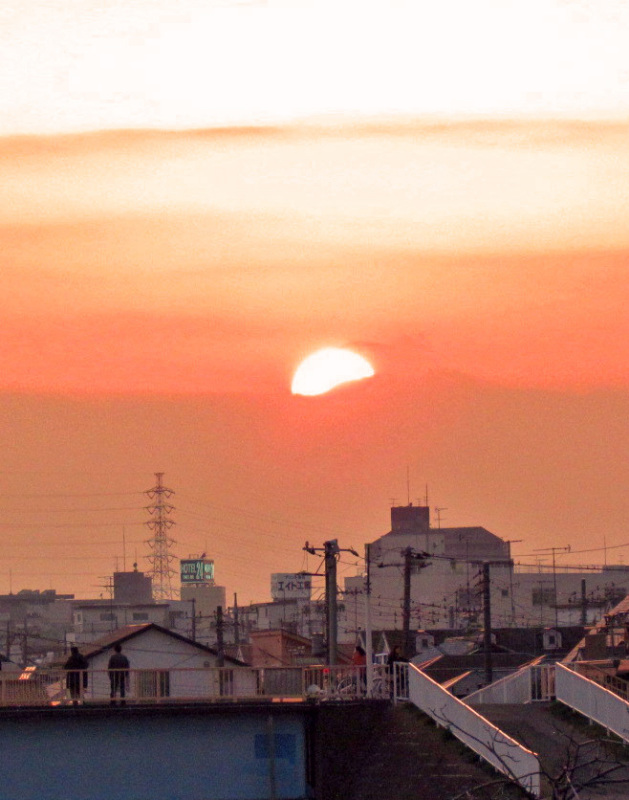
2, 0, 629, 604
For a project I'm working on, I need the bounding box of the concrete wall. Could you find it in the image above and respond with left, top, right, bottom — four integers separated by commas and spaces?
0, 707, 307, 800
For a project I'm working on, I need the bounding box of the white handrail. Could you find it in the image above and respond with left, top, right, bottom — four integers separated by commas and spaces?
466, 662, 555, 705
556, 662, 629, 743
406, 663, 541, 798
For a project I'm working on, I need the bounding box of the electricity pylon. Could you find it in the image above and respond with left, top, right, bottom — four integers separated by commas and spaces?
145, 472, 177, 600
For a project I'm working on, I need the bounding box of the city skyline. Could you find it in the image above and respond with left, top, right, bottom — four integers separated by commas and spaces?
2, 1, 629, 602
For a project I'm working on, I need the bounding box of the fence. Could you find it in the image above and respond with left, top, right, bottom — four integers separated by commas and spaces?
466, 662, 555, 705
0, 664, 391, 707
405, 663, 541, 798
555, 662, 629, 743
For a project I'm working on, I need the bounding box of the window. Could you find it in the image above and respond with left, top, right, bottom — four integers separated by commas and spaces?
132, 612, 149, 621
532, 588, 556, 607
501, 589, 509, 597
138, 670, 170, 698
456, 588, 480, 610
99, 613, 116, 621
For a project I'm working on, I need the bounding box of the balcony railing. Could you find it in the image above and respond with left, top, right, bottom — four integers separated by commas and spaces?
0, 664, 392, 708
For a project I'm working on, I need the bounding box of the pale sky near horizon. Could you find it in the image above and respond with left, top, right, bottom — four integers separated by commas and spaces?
2, 0, 629, 134
2, 1, 629, 607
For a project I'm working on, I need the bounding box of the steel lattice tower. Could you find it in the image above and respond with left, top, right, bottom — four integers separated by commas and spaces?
144, 472, 177, 600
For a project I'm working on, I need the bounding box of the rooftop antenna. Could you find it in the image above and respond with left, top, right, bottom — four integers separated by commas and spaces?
406, 466, 410, 505
424, 484, 429, 507
435, 507, 447, 529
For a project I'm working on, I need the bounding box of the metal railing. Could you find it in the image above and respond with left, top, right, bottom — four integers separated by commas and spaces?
406, 662, 541, 798
568, 659, 629, 701
0, 664, 392, 708
465, 662, 555, 705
556, 662, 629, 743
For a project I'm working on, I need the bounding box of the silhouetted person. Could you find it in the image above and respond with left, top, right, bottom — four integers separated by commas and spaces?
352, 645, 367, 667
352, 645, 367, 691
108, 643, 130, 705
387, 645, 408, 697
64, 646, 89, 705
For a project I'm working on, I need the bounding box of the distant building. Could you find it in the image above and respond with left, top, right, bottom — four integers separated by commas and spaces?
237, 598, 324, 641
179, 556, 226, 646
233, 570, 323, 642
70, 598, 194, 644
0, 589, 74, 664
248, 629, 313, 668
66, 623, 251, 702
345, 504, 629, 632
113, 568, 152, 604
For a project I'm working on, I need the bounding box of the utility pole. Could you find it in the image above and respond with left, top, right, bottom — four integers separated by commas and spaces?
402, 547, 414, 659
21, 618, 29, 668
191, 597, 196, 642
381, 547, 430, 659
216, 605, 224, 668
145, 472, 177, 601
482, 562, 492, 684
535, 545, 570, 630
234, 593, 240, 647
304, 539, 359, 665
581, 578, 588, 626
478, 558, 513, 684
325, 540, 339, 665
365, 543, 373, 695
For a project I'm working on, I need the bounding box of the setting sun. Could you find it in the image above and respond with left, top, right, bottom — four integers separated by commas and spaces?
291, 347, 375, 396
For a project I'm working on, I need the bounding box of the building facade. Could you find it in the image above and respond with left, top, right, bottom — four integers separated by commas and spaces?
344, 505, 629, 632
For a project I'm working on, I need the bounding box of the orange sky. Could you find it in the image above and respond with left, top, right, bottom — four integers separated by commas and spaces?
1, 2, 629, 603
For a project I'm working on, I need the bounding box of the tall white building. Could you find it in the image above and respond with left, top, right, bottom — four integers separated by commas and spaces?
344, 505, 629, 633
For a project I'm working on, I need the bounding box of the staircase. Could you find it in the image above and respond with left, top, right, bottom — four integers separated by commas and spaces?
474, 702, 629, 800
342, 704, 527, 800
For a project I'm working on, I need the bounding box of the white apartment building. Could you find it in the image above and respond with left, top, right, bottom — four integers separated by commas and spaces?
342, 505, 629, 633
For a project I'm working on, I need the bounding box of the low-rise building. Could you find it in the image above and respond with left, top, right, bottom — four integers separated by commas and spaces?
345, 504, 629, 632
70, 599, 194, 643
72, 623, 252, 701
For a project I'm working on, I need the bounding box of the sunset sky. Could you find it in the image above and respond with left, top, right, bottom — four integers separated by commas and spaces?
1, 0, 629, 604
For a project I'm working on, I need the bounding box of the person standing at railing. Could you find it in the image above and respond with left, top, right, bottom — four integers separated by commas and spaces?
64, 646, 89, 706
108, 643, 130, 706
387, 645, 408, 698
352, 645, 366, 667
352, 645, 367, 693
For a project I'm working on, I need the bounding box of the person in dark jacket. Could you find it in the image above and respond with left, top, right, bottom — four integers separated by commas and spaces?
387, 645, 408, 697
64, 646, 89, 704
108, 643, 130, 705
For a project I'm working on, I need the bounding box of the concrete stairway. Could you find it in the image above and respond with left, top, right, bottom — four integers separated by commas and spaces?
474, 702, 629, 799
340, 704, 527, 800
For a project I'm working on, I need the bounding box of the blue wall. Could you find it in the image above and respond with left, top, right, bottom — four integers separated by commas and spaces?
0, 709, 307, 800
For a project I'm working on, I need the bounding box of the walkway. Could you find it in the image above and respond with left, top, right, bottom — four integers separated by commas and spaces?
475, 702, 629, 799
343, 704, 527, 800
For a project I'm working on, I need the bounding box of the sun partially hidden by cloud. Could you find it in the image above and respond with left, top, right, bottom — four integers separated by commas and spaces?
291, 347, 375, 396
